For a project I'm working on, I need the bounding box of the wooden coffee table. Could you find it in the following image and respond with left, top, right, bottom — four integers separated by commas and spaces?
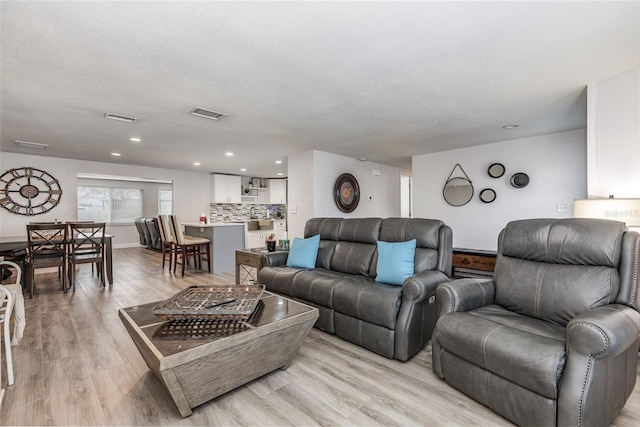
119, 291, 318, 417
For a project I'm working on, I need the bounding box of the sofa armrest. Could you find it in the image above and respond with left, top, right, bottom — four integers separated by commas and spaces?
403, 270, 450, 302
435, 278, 495, 317
393, 270, 449, 361
558, 305, 640, 426
566, 304, 640, 359
261, 251, 288, 267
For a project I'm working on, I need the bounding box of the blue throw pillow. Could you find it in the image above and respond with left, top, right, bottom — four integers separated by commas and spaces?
375, 239, 417, 285
286, 234, 320, 269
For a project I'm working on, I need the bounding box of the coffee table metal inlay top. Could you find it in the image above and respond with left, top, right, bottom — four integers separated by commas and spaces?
118, 291, 319, 417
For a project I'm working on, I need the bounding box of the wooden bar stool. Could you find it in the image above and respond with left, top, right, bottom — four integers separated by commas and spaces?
157, 215, 177, 271
169, 215, 211, 276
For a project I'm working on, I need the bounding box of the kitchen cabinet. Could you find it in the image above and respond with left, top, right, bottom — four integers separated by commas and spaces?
268, 179, 287, 204
246, 230, 273, 249
210, 174, 241, 203
273, 219, 287, 241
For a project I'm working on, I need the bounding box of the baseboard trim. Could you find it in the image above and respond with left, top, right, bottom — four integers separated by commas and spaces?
113, 243, 144, 249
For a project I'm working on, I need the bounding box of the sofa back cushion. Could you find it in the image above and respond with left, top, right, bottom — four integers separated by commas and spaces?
379, 218, 444, 274
495, 218, 626, 325
328, 218, 382, 276
305, 218, 343, 269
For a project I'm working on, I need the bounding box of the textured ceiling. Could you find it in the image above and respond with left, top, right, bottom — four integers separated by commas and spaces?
1, 1, 639, 177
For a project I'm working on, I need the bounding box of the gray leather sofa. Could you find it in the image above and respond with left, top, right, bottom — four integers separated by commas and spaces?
134, 217, 162, 250
432, 218, 640, 426
258, 217, 452, 361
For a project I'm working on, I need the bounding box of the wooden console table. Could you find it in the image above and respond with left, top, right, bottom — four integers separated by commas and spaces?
235, 248, 266, 284
452, 248, 497, 279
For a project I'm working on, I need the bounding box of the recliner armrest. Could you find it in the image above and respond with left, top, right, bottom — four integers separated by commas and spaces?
436, 278, 495, 317
566, 304, 640, 358
403, 270, 449, 302
261, 251, 288, 267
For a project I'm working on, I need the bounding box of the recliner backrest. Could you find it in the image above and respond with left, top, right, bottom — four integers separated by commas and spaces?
305, 218, 342, 269
494, 218, 632, 326
134, 217, 148, 246
330, 218, 382, 276
303, 217, 452, 279
379, 218, 450, 276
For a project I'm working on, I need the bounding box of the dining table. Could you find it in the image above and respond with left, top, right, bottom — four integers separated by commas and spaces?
0, 234, 114, 286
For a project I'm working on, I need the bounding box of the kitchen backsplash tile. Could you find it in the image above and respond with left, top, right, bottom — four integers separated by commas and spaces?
210, 203, 286, 222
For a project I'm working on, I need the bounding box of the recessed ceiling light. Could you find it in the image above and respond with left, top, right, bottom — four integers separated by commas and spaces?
129, 137, 141, 142
359, 157, 367, 161
240, 168, 247, 172
193, 162, 201, 166
277, 172, 283, 176
111, 152, 122, 157
225, 152, 234, 157
14, 140, 48, 149
275, 160, 282, 164
502, 124, 519, 129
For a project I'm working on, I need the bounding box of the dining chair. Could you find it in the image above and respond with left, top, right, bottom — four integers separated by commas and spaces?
169, 215, 211, 276
65, 221, 97, 275
0, 284, 14, 387
26, 223, 68, 297
0, 260, 20, 387
157, 215, 176, 271
66, 222, 106, 292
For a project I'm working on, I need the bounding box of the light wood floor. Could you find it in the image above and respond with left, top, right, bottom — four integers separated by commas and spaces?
1, 247, 638, 426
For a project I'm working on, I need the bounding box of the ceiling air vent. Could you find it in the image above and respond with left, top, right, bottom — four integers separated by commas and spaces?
190, 107, 227, 121
104, 113, 137, 123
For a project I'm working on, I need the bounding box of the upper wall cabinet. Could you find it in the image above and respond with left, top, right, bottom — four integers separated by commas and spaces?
210, 174, 241, 204
268, 179, 287, 204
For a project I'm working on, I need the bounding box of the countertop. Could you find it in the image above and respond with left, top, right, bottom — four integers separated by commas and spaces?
183, 223, 245, 228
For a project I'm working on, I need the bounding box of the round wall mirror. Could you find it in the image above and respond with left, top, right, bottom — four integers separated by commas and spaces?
443, 177, 474, 206
479, 188, 497, 203
488, 163, 505, 178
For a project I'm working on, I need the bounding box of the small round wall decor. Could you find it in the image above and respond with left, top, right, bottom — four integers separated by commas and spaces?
334, 173, 360, 213
510, 172, 530, 189
0, 167, 63, 215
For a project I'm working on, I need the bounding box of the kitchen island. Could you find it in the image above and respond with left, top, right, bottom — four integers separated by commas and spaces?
183, 223, 244, 274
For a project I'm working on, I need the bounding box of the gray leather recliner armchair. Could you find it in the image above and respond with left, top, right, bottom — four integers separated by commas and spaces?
432, 218, 640, 426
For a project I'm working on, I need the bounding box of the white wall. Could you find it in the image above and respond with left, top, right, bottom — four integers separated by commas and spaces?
587, 67, 640, 198
287, 151, 315, 242
0, 152, 210, 247
287, 150, 408, 239
412, 129, 587, 250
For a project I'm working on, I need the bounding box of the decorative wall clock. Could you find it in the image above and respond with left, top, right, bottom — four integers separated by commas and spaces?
334, 173, 360, 213
0, 167, 63, 215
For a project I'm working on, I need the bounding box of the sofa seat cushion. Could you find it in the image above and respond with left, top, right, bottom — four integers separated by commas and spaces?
435, 305, 566, 399
258, 266, 305, 298
292, 269, 344, 308
333, 278, 403, 330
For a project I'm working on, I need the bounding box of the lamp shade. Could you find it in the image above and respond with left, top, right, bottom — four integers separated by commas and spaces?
573, 198, 640, 227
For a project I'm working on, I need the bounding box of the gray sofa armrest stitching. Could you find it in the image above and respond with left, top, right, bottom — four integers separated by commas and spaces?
435, 278, 495, 317
261, 251, 288, 267
566, 304, 640, 358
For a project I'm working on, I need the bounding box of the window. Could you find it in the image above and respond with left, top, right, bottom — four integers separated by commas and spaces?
78, 187, 143, 224
158, 189, 172, 215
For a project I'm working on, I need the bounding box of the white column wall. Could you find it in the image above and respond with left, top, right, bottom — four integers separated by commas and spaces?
587, 67, 640, 198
